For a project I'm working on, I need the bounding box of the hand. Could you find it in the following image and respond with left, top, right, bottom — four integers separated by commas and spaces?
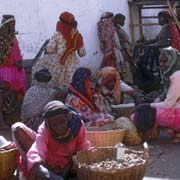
14, 61, 23, 70
32, 164, 64, 180
1, 80, 10, 90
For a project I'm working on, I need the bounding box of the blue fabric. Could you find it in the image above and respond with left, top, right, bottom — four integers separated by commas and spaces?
70, 67, 91, 97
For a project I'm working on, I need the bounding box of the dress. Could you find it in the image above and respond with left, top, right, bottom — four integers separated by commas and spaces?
0, 37, 26, 94
20, 84, 57, 131
32, 31, 85, 90
157, 22, 180, 51
97, 16, 125, 74
151, 71, 180, 131
66, 93, 114, 128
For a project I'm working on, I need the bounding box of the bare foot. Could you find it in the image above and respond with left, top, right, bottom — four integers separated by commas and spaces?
170, 137, 180, 143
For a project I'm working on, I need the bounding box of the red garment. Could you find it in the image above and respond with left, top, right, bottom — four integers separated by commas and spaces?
169, 22, 180, 51
27, 122, 90, 171
69, 85, 99, 112
56, 12, 83, 65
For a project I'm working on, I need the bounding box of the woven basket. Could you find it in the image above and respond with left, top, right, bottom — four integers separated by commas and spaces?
111, 104, 135, 118
0, 148, 18, 179
73, 146, 149, 180
86, 129, 126, 147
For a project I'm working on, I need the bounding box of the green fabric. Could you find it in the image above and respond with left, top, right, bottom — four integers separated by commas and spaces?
161, 47, 180, 84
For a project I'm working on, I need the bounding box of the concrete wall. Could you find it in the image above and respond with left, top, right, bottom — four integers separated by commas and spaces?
0, 0, 161, 72
0, 0, 130, 73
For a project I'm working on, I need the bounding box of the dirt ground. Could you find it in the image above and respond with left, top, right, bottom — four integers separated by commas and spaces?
0, 129, 180, 180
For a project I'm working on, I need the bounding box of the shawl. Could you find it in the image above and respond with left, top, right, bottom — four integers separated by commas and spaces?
96, 66, 121, 104
56, 11, 83, 65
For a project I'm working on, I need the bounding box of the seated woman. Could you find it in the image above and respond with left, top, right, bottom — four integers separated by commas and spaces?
12, 100, 90, 180
66, 67, 142, 145
65, 67, 114, 128
95, 66, 145, 105
131, 47, 180, 142
20, 69, 61, 131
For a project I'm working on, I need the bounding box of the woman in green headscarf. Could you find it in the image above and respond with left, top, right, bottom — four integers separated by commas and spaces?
132, 47, 180, 143
160, 47, 180, 95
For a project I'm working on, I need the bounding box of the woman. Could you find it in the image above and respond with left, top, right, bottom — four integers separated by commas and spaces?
97, 12, 126, 79
113, 13, 133, 81
21, 69, 60, 131
157, 11, 180, 51
95, 66, 145, 105
12, 100, 90, 180
32, 11, 86, 90
131, 47, 180, 142
65, 67, 114, 128
0, 14, 26, 99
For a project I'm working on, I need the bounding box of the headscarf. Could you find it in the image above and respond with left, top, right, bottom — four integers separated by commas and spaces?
0, 15, 15, 66
34, 69, 52, 82
42, 100, 82, 144
101, 11, 114, 20
69, 67, 99, 112
96, 66, 121, 104
56, 11, 84, 65
161, 47, 180, 85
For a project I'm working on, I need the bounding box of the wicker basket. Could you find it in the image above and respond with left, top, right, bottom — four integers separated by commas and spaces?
86, 129, 126, 147
73, 145, 149, 180
111, 104, 135, 118
0, 148, 18, 179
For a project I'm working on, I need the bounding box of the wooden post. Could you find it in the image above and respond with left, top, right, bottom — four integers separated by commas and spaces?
129, 2, 135, 45
138, 6, 143, 39
167, 0, 180, 31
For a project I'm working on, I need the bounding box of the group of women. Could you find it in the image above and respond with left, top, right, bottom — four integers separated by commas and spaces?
0, 9, 180, 180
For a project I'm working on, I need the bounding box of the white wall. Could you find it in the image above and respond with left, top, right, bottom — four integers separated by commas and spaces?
0, 0, 130, 73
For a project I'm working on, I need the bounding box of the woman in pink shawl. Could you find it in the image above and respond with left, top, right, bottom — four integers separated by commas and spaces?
0, 15, 26, 99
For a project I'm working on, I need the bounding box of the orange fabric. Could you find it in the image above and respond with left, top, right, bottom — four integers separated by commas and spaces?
69, 85, 99, 112
56, 12, 84, 65
59, 33, 83, 65
96, 66, 121, 104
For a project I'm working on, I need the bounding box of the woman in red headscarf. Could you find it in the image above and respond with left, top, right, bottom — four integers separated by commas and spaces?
32, 11, 86, 90
65, 67, 114, 128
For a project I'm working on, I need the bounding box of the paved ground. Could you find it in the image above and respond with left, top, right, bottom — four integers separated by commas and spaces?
0, 129, 180, 180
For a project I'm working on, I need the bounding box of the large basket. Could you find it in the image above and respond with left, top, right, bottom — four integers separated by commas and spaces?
73, 146, 149, 180
86, 129, 126, 147
0, 148, 18, 179
111, 104, 135, 118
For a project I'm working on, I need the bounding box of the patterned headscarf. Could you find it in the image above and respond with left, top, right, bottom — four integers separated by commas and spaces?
96, 66, 121, 104
43, 100, 82, 144
0, 15, 15, 66
161, 47, 180, 85
56, 11, 84, 65
69, 67, 99, 112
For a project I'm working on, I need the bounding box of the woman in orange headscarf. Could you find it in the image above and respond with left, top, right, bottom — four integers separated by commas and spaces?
32, 11, 86, 90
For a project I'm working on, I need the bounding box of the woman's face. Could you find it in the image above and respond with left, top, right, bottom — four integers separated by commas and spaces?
105, 79, 116, 91
48, 114, 69, 136
159, 53, 168, 71
158, 16, 165, 26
